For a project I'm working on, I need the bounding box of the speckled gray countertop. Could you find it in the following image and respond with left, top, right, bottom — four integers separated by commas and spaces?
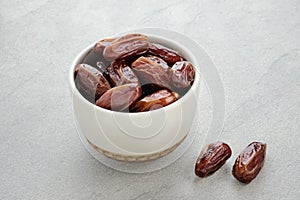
1, 0, 299, 199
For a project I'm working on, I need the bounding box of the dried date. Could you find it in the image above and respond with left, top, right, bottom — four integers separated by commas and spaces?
105, 60, 139, 86
149, 43, 184, 65
169, 61, 195, 90
195, 142, 232, 177
93, 38, 115, 54
130, 89, 179, 112
103, 34, 150, 61
232, 142, 267, 183
117, 48, 148, 64
131, 56, 171, 89
96, 83, 142, 111
74, 64, 111, 102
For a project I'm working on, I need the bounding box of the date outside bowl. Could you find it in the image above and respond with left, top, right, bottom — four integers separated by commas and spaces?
69, 33, 201, 162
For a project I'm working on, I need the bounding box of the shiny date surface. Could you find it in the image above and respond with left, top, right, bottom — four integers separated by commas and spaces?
103, 34, 150, 61
106, 60, 139, 86
130, 89, 179, 112
232, 142, 267, 183
149, 43, 184, 65
74, 64, 111, 102
131, 56, 171, 89
170, 61, 195, 89
195, 142, 232, 177
96, 83, 142, 111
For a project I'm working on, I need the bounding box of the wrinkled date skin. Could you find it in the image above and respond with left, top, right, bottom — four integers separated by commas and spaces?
96, 83, 142, 111
170, 61, 195, 89
195, 142, 232, 177
131, 56, 171, 89
103, 34, 150, 61
149, 43, 184, 65
106, 60, 139, 86
130, 89, 179, 112
232, 142, 267, 183
74, 64, 111, 102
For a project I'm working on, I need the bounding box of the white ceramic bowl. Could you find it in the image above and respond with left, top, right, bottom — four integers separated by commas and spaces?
69, 33, 201, 161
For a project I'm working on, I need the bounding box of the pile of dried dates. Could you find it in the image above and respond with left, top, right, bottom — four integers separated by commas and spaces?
74, 34, 195, 112
195, 141, 267, 184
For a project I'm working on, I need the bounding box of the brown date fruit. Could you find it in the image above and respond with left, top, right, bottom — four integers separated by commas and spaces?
74, 64, 111, 102
93, 38, 116, 54
170, 61, 195, 90
117, 48, 148, 64
130, 89, 179, 112
149, 43, 184, 65
232, 142, 267, 183
131, 56, 171, 89
106, 60, 139, 86
195, 142, 232, 177
96, 83, 142, 111
103, 34, 150, 61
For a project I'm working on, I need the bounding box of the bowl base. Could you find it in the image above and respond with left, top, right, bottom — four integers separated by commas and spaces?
74, 110, 199, 173
86, 135, 187, 162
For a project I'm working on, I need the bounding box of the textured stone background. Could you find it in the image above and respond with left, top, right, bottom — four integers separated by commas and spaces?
0, 0, 299, 199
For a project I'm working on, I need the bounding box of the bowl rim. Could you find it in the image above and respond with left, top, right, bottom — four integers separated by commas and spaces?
69, 33, 201, 115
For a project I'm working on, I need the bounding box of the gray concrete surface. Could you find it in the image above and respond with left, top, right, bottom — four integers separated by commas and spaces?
1, 0, 299, 199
